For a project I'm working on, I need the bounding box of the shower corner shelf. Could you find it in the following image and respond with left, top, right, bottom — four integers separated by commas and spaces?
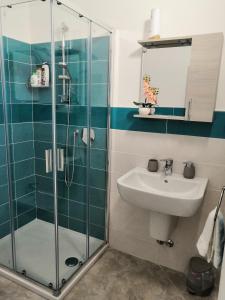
27, 82, 50, 89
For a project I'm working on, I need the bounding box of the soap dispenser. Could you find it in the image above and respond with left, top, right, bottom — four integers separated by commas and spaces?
183, 161, 195, 179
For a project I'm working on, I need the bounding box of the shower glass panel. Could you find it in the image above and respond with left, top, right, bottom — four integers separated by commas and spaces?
0, 52, 13, 269
52, 2, 89, 285
0, 0, 110, 295
0, 0, 57, 288
88, 23, 110, 256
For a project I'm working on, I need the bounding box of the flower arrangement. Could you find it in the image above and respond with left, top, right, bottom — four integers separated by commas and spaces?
133, 75, 159, 109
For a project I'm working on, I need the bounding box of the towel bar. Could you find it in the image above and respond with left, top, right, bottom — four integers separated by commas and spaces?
214, 186, 225, 223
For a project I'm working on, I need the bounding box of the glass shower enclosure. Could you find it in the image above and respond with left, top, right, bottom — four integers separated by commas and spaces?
0, 0, 110, 296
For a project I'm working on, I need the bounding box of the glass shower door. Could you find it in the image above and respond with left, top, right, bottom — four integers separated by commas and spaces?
88, 23, 110, 256
53, 2, 90, 286
0, 0, 57, 289
0, 33, 14, 270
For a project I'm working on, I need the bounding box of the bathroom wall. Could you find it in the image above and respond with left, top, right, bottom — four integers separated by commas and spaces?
31, 36, 109, 240
68, 0, 225, 272
0, 36, 36, 238
0, 34, 109, 240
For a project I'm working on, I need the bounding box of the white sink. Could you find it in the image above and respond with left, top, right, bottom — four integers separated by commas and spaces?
117, 167, 208, 241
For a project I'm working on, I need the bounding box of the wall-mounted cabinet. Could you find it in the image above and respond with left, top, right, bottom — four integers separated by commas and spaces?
138, 33, 224, 122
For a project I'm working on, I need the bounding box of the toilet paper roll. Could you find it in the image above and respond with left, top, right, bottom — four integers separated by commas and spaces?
149, 8, 160, 39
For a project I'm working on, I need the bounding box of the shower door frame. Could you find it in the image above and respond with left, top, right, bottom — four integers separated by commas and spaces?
0, 0, 112, 298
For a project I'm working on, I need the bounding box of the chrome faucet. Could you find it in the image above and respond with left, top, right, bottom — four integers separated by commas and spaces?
161, 159, 173, 176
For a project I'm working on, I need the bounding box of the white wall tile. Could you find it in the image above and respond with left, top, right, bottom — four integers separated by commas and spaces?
109, 129, 225, 273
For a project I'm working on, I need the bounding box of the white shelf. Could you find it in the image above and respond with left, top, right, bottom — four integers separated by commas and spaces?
133, 114, 186, 121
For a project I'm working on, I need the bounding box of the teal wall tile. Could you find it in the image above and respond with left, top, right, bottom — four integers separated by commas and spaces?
12, 123, 33, 143
37, 208, 54, 224
0, 85, 2, 104
72, 165, 87, 186
0, 221, 10, 238
0, 125, 5, 145
111, 107, 167, 133
56, 105, 87, 126
92, 61, 108, 84
69, 218, 86, 234
69, 183, 86, 204
90, 206, 105, 227
89, 187, 106, 208
0, 203, 9, 224
59, 214, 68, 228
57, 180, 68, 199
89, 224, 104, 240
35, 158, 52, 179
56, 84, 87, 106
0, 165, 7, 186
155, 107, 174, 115
111, 108, 225, 140
0, 184, 9, 206
31, 42, 51, 65
13, 141, 34, 162
7, 37, 31, 64
10, 83, 32, 103
33, 104, 52, 122
173, 107, 185, 116
0, 36, 109, 239
90, 168, 106, 189
7, 61, 31, 83
13, 158, 34, 181
17, 208, 36, 229
0, 145, 6, 166
91, 128, 107, 150
69, 200, 86, 221
90, 149, 107, 170
34, 123, 51, 142
91, 107, 108, 128
15, 175, 35, 199
34, 141, 52, 159
208, 112, 225, 138
36, 191, 54, 212
36, 175, 53, 195
67, 62, 87, 84
17, 192, 35, 215
11, 104, 33, 123
92, 36, 110, 61
0, 106, 4, 124
33, 88, 52, 104
67, 39, 87, 62
91, 84, 108, 107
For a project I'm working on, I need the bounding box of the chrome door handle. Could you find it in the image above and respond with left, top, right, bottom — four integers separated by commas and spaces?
57, 148, 64, 172
45, 149, 52, 173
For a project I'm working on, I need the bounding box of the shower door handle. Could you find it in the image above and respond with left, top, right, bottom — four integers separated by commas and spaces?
57, 148, 64, 172
45, 149, 52, 173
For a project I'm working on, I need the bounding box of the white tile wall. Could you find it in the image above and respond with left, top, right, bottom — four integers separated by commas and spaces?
109, 129, 225, 273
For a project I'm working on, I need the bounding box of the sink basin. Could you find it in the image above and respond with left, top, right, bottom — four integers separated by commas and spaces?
117, 167, 208, 217
117, 167, 208, 241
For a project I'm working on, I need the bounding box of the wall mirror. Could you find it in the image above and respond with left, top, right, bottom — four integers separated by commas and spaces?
137, 33, 224, 122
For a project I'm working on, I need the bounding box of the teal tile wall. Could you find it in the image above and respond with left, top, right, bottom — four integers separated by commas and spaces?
31, 36, 109, 240
0, 36, 36, 238
0, 36, 109, 240
111, 107, 225, 139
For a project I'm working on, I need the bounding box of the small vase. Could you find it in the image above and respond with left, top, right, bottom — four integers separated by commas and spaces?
138, 107, 151, 115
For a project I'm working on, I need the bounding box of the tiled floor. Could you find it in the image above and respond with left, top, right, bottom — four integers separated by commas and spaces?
0, 248, 219, 300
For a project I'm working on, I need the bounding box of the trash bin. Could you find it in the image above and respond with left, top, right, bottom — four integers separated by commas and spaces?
186, 257, 215, 296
